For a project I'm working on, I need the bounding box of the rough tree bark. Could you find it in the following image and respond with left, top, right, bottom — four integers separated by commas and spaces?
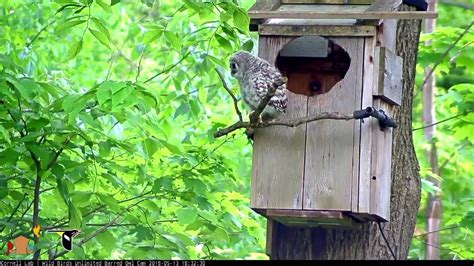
269, 5, 422, 259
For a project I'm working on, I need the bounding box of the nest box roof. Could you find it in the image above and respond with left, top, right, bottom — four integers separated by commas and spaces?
249, 0, 435, 30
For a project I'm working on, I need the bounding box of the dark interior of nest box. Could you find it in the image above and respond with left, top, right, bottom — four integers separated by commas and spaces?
276, 36, 351, 97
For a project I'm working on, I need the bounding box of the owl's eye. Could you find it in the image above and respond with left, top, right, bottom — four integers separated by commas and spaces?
230, 62, 237, 71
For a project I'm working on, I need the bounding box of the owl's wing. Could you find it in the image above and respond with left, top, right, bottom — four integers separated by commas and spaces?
269, 86, 288, 113
250, 73, 288, 113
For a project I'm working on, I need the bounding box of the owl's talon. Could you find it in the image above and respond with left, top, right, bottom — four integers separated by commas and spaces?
249, 111, 259, 125
245, 127, 255, 141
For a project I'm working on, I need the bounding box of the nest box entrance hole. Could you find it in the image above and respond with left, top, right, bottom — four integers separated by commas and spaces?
276, 36, 351, 97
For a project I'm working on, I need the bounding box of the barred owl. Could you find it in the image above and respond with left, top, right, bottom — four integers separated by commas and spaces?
230, 51, 288, 121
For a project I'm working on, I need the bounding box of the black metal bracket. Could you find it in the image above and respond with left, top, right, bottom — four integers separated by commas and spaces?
353, 107, 397, 130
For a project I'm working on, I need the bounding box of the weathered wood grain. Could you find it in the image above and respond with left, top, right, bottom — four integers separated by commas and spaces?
369, 99, 393, 221
251, 36, 307, 209
373, 47, 403, 105
259, 24, 376, 36
249, 0, 282, 30
357, 36, 376, 214
304, 38, 363, 211
281, 0, 374, 3
248, 10, 438, 20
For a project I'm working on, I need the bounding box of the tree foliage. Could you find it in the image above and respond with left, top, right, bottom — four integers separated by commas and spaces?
409, 4, 474, 260
0, 0, 266, 260
0, 0, 472, 260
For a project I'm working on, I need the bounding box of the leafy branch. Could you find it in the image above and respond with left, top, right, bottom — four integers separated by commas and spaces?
50, 199, 147, 260
420, 21, 473, 90
144, 51, 191, 83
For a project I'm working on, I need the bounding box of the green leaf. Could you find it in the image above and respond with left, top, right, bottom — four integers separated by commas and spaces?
66, 40, 83, 61
97, 193, 120, 212
174, 103, 189, 118
9, 191, 25, 201
215, 34, 232, 52
55, 3, 83, 15
96, 0, 112, 12
164, 31, 181, 49
184, 178, 206, 194
144, 29, 163, 44
69, 205, 82, 228
19, 78, 40, 99
0, 178, 7, 199
112, 85, 133, 109
97, 81, 126, 106
176, 208, 198, 225
143, 138, 160, 158
96, 230, 115, 254
55, 19, 86, 33
460, 211, 474, 231
71, 191, 93, 207
89, 29, 112, 49
111, 0, 120, 6
71, 244, 85, 259
57, 175, 71, 206
243, 39, 254, 52
214, 227, 230, 243
233, 8, 249, 30
91, 17, 111, 42
103, 173, 129, 190
160, 140, 181, 154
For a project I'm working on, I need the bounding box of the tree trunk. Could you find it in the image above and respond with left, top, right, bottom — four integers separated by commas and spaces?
269, 5, 422, 259
423, 0, 442, 260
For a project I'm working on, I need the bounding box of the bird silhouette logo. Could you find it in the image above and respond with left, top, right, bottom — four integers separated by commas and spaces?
47, 229, 81, 251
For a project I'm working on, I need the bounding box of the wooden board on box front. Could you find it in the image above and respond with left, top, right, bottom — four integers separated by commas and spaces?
251, 36, 307, 209
303, 38, 363, 211
369, 99, 393, 221
357, 37, 376, 214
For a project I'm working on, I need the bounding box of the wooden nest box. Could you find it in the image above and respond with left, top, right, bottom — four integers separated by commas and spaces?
248, 0, 435, 227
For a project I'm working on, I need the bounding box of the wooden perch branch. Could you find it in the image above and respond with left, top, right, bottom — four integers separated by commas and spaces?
214, 112, 355, 138
213, 70, 356, 138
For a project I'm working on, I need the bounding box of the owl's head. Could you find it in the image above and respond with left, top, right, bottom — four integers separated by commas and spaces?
229, 51, 254, 79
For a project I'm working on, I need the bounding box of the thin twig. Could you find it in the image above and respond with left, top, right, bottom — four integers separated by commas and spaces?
0, 193, 27, 233
105, 52, 115, 81
144, 51, 191, 83
85, 220, 177, 227
420, 22, 473, 89
44, 134, 74, 173
215, 68, 242, 122
412, 111, 470, 131
413, 236, 465, 259
414, 225, 461, 237
51, 199, 146, 259
26, 20, 56, 48
438, 142, 470, 172
214, 112, 355, 138
190, 135, 232, 172
439, 0, 474, 10
135, 45, 147, 83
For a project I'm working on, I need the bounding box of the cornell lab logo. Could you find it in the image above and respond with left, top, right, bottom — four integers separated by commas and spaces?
5, 225, 40, 256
